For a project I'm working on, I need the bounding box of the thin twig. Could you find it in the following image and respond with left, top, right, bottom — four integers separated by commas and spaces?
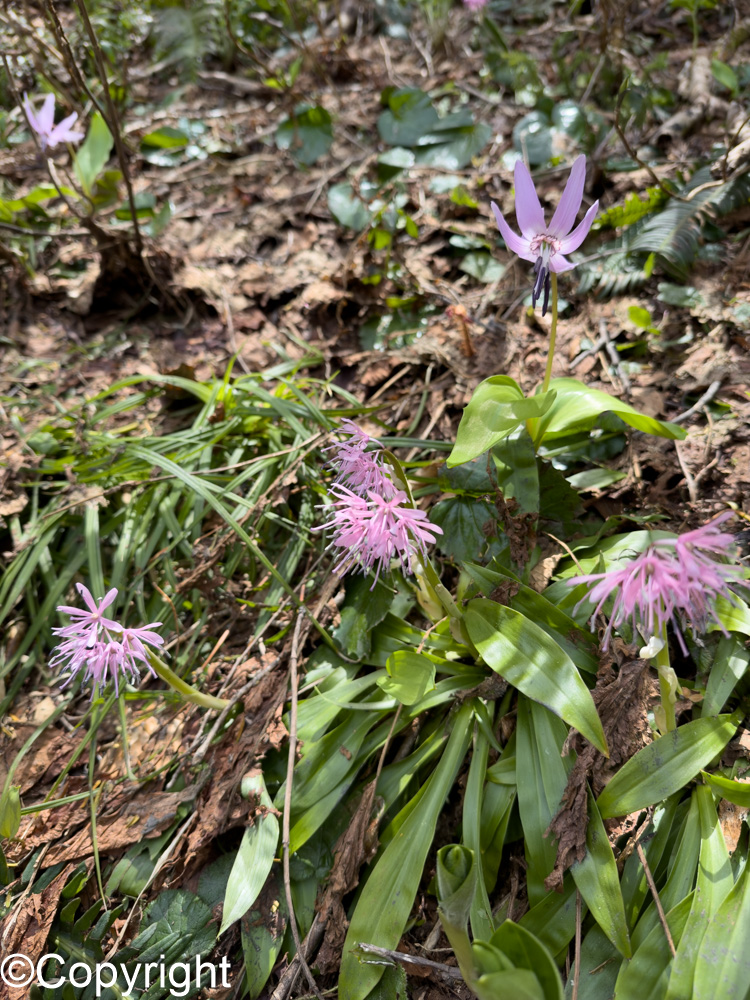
71, 0, 143, 254
637, 841, 676, 957
282, 602, 324, 1000
355, 943, 462, 980
672, 380, 722, 423
614, 87, 689, 203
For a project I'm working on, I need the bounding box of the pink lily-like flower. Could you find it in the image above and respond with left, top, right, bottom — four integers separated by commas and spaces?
463, 0, 488, 9
491, 154, 598, 315
21, 93, 84, 151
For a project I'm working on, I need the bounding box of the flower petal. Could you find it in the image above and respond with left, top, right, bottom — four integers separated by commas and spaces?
76, 582, 98, 612
22, 93, 40, 134
37, 93, 55, 135
548, 154, 587, 238
513, 159, 546, 239
99, 588, 119, 612
549, 253, 576, 273
491, 202, 529, 257
48, 112, 83, 147
558, 200, 599, 253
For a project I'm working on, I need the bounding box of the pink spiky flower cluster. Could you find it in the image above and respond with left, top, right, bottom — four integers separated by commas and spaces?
315, 420, 443, 586
50, 583, 163, 694
569, 513, 745, 651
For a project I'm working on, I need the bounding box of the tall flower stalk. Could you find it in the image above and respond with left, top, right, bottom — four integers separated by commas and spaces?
491, 155, 598, 392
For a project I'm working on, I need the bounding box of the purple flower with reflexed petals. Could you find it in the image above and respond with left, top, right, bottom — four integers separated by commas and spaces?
21, 93, 84, 151
325, 419, 394, 497
491, 154, 599, 315
463, 0, 488, 9
313, 483, 443, 587
51, 584, 163, 694
568, 513, 745, 651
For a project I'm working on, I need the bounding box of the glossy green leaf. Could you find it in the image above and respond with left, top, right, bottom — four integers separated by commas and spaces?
73, 112, 114, 197
463, 727, 494, 941
564, 925, 621, 999
377, 87, 439, 146
614, 893, 693, 1000
338, 704, 473, 1000
520, 874, 579, 956
666, 786, 733, 999
597, 714, 740, 819
475, 968, 546, 1000
694, 864, 750, 999
488, 921, 564, 1000
570, 788, 631, 957
0, 784, 21, 839
701, 771, 750, 808
221, 773, 279, 933
241, 874, 287, 999
516, 698, 569, 891
530, 378, 686, 444
703, 635, 749, 717
377, 650, 436, 706
465, 599, 607, 755
447, 377, 556, 467
276, 105, 333, 165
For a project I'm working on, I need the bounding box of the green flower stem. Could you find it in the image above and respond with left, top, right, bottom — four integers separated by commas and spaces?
656, 622, 677, 733
147, 651, 232, 711
541, 271, 558, 394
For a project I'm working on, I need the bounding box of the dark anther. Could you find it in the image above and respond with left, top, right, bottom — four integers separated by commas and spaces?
532, 259, 551, 315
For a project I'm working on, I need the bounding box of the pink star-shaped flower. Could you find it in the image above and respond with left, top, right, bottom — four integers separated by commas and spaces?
22, 93, 84, 151
491, 154, 599, 314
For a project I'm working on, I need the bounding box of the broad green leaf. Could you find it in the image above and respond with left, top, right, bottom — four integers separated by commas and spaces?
140, 126, 189, 149
492, 429, 539, 514
334, 574, 393, 659
597, 715, 740, 819
276, 105, 333, 165
377, 650, 436, 706
711, 58, 738, 94
377, 87, 439, 146
694, 864, 750, 999
530, 378, 685, 444
448, 377, 556, 467
73, 112, 114, 197
666, 786, 733, 999
702, 635, 749, 717
570, 789, 631, 957
520, 874, 579, 955
327, 183, 374, 230
516, 698, 569, 890
711, 594, 750, 637
475, 969, 545, 1000
701, 771, 750, 808
565, 925, 621, 999
459, 252, 506, 283
241, 875, 287, 999
414, 121, 492, 170
431, 497, 496, 561
462, 562, 599, 675
220, 795, 279, 932
462, 728, 494, 941
338, 704, 473, 1000
465, 598, 607, 754
488, 921, 564, 1000
0, 784, 21, 839
614, 893, 693, 1000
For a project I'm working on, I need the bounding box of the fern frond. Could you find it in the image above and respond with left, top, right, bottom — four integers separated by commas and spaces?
577, 165, 750, 295
594, 187, 668, 230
